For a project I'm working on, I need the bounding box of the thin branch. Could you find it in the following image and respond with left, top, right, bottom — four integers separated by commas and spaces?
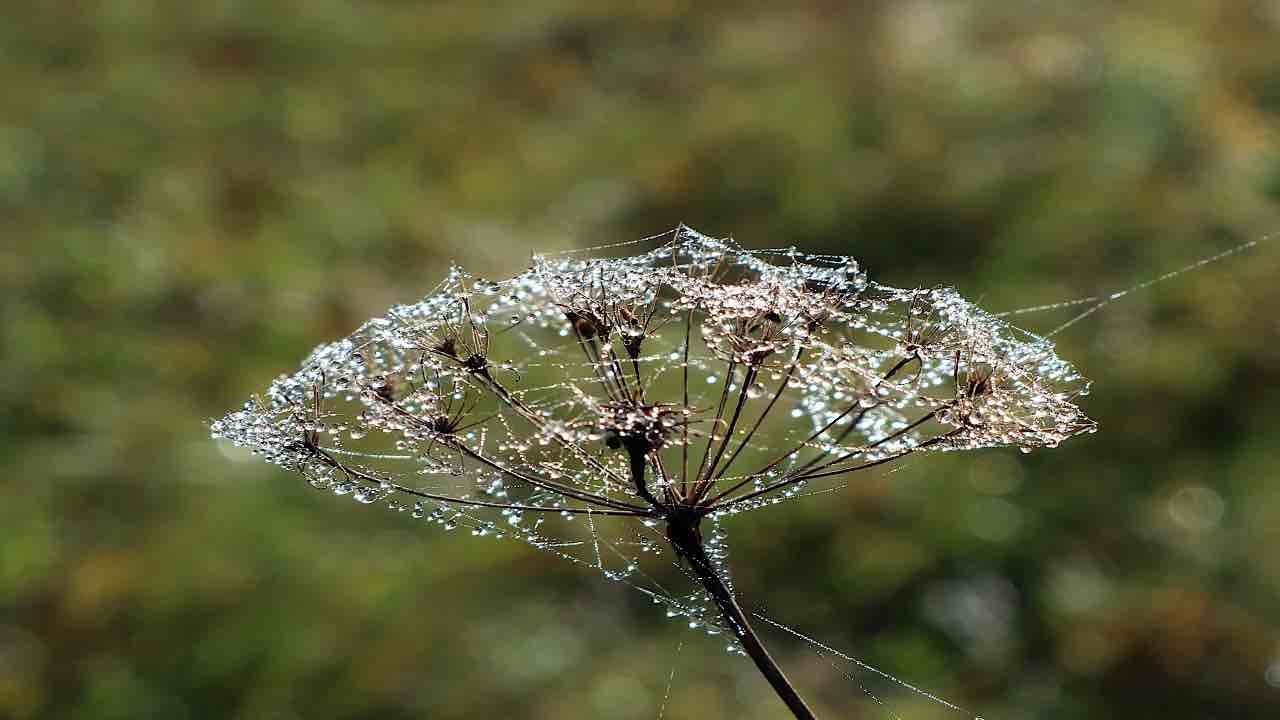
793, 404, 946, 479
713, 351, 803, 482
709, 405, 950, 509
712, 429, 960, 511
695, 364, 758, 500
715, 355, 921, 503
468, 368, 632, 488
373, 395, 647, 512
310, 448, 652, 517
693, 360, 738, 491
681, 307, 693, 499
788, 354, 920, 477
452, 439, 650, 513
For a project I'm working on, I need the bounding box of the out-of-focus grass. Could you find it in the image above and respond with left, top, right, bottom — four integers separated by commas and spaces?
3, 2, 1279, 718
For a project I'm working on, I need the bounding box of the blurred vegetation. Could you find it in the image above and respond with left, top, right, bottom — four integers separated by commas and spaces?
4, 1, 1280, 718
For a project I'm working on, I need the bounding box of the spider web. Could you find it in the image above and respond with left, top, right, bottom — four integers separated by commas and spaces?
212, 225, 1100, 711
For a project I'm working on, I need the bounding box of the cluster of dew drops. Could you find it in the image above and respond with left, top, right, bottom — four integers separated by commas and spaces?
212, 226, 1095, 646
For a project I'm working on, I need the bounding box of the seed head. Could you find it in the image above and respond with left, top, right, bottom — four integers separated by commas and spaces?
211, 226, 1096, 637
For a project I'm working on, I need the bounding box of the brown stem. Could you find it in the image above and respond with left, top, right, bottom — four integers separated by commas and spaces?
667, 516, 818, 720
696, 364, 758, 499
680, 307, 693, 499
714, 428, 961, 512
708, 402, 950, 508
693, 361, 738, 492
725, 353, 920, 499
714, 352, 803, 482
626, 441, 660, 508
455, 369, 631, 489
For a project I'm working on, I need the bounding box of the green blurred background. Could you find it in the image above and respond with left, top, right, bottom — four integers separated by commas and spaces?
4, 2, 1280, 718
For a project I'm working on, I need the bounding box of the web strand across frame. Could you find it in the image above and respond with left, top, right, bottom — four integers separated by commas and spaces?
995, 233, 1270, 336
753, 612, 981, 719
656, 639, 684, 720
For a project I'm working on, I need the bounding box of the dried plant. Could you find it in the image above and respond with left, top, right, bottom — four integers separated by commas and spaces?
211, 226, 1096, 718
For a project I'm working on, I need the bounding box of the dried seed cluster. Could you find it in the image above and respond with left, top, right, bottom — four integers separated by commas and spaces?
212, 226, 1095, 636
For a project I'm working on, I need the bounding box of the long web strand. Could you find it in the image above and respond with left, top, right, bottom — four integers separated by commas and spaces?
995, 235, 1268, 336
752, 612, 982, 718
817, 650, 902, 720
656, 639, 683, 720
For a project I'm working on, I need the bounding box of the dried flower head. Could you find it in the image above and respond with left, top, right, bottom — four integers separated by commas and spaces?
212, 226, 1096, 717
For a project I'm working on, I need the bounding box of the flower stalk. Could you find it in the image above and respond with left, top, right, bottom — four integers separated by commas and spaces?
666, 512, 818, 720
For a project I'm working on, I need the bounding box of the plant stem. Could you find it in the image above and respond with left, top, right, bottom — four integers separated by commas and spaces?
667, 517, 819, 720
